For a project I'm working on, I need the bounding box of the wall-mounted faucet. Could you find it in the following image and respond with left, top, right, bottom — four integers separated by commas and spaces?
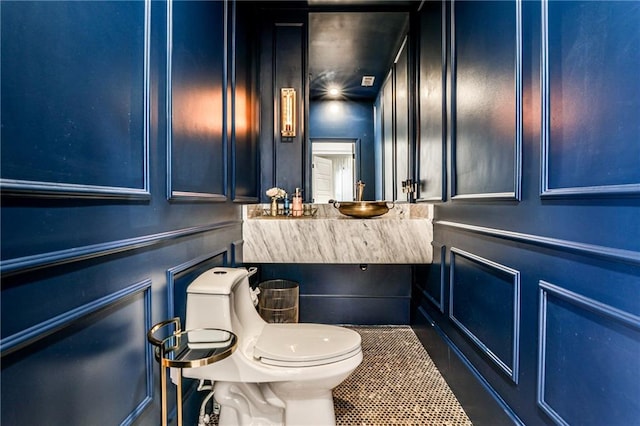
402, 179, 417, 202
356, 180, 365, 202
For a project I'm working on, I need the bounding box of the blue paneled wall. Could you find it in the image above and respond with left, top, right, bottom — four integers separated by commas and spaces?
1, 1, 256, 424
258, 264, 411, 325
412, 1, 640, 425
3, 1, 638, 425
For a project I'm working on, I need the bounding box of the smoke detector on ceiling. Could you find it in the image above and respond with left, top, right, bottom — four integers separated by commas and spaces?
361, 76, 375, 87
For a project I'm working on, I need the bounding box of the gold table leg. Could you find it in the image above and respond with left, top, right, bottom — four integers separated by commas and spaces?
160, 365, 183, 426
161, 363, 167, 426
176, 368, 183, 426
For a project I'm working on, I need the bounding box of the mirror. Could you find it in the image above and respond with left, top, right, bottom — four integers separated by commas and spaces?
307, 10, 410, 202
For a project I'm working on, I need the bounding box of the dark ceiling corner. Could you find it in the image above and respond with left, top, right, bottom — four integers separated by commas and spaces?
308, 11, 409, 100
248, 0, 415, 101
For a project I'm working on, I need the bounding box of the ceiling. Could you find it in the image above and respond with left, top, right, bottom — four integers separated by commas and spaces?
308, 10, 409, 101
255, 1, 414, 101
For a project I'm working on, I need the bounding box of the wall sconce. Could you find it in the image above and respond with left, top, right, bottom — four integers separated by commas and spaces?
280, 88, 296, 138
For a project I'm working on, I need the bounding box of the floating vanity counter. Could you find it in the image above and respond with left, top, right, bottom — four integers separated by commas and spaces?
242, 203, 433, 264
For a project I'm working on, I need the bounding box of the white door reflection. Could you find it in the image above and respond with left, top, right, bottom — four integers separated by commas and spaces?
311, 140, 355, 203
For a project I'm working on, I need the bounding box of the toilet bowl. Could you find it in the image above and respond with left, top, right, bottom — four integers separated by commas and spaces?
181, 267, 363, 425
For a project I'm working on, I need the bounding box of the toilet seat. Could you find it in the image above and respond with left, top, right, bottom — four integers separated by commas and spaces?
254, 323, 361, 367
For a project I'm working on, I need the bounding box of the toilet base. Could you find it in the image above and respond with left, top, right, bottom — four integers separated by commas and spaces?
214, 381, 336, 426
281, 389, 335, 426
215, 382, 284, 426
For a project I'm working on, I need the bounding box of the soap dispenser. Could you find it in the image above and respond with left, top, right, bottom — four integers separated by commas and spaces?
284, 194, 290, 216
292, 187, 303, 217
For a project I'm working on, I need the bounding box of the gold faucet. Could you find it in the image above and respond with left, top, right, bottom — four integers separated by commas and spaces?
356, 180, 365, 202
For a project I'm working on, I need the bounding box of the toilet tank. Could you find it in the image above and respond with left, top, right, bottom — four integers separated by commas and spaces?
185, 267, 248, 331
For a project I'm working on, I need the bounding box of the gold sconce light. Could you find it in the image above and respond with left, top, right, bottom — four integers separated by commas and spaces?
280, 88, 296, 138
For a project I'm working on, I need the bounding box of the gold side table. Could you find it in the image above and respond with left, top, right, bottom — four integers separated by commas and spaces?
147, 318, 237, 426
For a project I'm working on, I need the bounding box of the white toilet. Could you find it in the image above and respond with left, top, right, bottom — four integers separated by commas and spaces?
181, 267, 363, 426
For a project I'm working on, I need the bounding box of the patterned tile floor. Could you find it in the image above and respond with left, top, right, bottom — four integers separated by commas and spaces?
207, 326, 471, 425
334, 326, 472, 426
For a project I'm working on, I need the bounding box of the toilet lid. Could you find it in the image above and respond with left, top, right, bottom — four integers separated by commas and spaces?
254, 323, 361, 366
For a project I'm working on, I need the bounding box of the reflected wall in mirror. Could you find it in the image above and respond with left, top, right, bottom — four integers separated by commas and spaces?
307, 10, 409, 202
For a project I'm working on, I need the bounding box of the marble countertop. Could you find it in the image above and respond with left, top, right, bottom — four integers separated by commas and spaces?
244, 202, 432, 220
241, 203, 433, 264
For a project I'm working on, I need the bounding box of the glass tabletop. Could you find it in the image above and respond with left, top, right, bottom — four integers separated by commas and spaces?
159, 328, 237, 368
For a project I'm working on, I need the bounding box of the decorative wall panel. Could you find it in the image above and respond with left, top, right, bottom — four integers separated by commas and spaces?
231, 1, 259, 203
374, 94, 384, 200
274, 23, 305, 193
437, 220, 640, 266
382, 71, 395, 202
538, 281, 640, 425
417, 0, 446, 202
451, 0, 522, 200
168, 0, 227, 201
394, 38, 410, 201
1, 280, 152, 425
541, 1, 640, 197
417, 245, 446, 313
231, 239, 244, 266
0, 222, 238, 277
0, 1, 150, 199
449, 248, 520, 382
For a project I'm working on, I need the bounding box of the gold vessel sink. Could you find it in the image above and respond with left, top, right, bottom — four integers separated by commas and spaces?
332, 200, 394, 218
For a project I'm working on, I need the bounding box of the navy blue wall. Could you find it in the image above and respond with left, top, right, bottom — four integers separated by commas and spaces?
3, 1, 638, 425
258, 264, 411, 325
1, 1, 257, 424
309, 100, 376, 201
412, 1, 640, 425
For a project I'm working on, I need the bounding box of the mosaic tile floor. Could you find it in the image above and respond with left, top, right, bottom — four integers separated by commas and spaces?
334, 326, 472, 426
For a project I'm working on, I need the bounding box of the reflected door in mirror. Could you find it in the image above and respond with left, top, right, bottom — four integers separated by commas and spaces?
313, 155, 333, 203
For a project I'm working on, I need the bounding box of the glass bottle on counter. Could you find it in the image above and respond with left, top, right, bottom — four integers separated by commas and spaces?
292, 188, 303, 217
284, 195, 290, 216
